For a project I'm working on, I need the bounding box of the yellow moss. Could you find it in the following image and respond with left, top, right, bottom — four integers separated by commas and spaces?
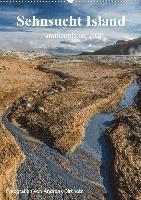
0, 123, 25, 200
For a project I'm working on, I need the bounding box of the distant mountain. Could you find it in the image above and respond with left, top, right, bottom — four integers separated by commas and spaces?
81, 37, 141, 55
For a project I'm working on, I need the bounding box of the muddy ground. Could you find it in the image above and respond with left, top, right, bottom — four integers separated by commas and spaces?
0, 52, 141, 200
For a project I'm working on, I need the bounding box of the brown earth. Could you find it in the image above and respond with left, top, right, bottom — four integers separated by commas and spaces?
0, 53, 141, 200
0, 53, 54, 200
0, 54, 54, 113
110, 123, 141, 200
107, 86, 141, 200
0, 123, 24, 200
10, 61, 133, 154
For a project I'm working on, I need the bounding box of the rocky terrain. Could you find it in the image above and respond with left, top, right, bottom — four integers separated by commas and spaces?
0, 52, 141, 200
0, 53, 54, 200
107, 78, 141, 200
9, 59, 132, 154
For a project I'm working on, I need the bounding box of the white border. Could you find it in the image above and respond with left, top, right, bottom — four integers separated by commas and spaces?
0, 0, 137, 3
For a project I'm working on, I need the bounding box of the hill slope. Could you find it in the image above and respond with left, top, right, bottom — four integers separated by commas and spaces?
81, 37, 141, 55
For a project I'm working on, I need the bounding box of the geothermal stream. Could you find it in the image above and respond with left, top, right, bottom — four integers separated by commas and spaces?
1, 79, 140, 200
81, 79, 140, 199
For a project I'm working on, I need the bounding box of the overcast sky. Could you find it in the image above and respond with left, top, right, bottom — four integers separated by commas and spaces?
0, 1, 141, 54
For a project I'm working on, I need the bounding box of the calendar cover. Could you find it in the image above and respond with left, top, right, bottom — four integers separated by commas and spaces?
0, 1, 141, 200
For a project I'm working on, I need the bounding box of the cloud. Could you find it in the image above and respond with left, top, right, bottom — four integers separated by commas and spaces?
0, 26, 139, 54
0, 2, 140, 54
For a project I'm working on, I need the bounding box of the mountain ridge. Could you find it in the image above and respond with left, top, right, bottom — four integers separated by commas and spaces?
81, 37, 141, 55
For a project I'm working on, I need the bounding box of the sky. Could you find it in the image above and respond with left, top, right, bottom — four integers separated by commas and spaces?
0, 1, 141, 54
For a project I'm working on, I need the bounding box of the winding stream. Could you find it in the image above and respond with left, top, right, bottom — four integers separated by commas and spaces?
1, 79, 140, 200
81, 79, 140, 199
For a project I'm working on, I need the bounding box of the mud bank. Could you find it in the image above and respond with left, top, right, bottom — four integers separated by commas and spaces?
2, 78, 139, 200
81, 79, 140, 199
1, 53, 141, 200
7, 65, 133, 155
2, 108, 105, 200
